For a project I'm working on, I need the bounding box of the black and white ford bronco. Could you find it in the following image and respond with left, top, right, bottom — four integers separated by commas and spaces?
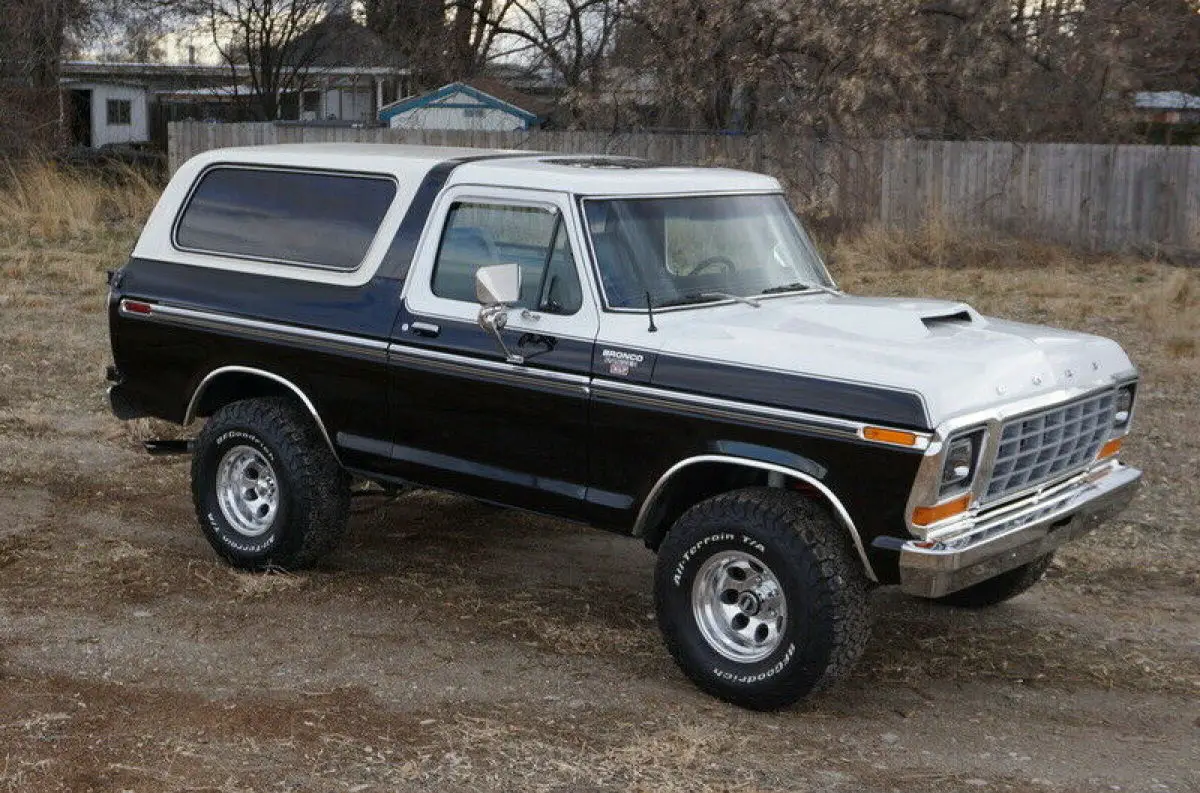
107, 144, 1142, 709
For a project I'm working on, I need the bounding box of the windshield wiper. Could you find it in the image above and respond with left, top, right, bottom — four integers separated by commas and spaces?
758, 281, 839, 296
702, 291, 762, 307
657, 291, 761, 308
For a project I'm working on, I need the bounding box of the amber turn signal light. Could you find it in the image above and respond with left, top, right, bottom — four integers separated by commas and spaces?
862, 426, 919, 447
1098, 437, 1123, 459
912, 494, 971, 527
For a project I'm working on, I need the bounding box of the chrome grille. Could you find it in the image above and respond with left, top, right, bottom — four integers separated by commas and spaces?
983, 392, 1115, 503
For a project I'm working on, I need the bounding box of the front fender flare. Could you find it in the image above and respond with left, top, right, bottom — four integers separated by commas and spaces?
632, 453, 878, 583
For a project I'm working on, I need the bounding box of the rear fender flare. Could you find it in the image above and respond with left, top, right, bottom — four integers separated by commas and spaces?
185, 366, 339, 463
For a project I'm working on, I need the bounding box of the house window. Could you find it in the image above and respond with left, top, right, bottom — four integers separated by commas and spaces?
463, 108, 484, 118
106, 99, 132, 126
302, 90, 321, 113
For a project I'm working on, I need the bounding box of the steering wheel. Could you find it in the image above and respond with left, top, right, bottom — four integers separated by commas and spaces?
690, 255, 736, 276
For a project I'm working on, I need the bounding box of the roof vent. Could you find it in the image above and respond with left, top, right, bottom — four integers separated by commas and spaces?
540, 156, 654, 169
921, 310, 973, 328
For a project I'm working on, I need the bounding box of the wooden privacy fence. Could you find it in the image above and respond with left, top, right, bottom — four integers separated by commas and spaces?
169, 122, 1200, 253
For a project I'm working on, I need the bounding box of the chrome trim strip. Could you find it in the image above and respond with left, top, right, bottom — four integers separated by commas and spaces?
386, 343, 592, 392
119, 300, 390, 360
593, 378, 930, 449
394, 347, 929, 450
184, 365, 340, 463
123, 301, 931, 451
399, 308, 596, 345
632, 454, 878, 583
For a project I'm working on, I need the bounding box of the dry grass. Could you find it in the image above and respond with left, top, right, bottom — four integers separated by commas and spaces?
408, 712, 789, 792
1131, 268, 1200, 358
0, 161, 159, 244
831, 215, 1091, 272
830, 218, 1200, 372
0, 161, 157, 321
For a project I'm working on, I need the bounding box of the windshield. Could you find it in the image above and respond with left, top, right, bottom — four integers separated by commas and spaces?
583, 194, 832, 309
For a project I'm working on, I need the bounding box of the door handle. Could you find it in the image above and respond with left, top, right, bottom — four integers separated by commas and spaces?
518, 333, 557, 351
408, 321, 440, 338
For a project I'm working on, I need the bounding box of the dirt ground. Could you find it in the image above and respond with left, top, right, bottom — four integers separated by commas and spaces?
0, 183, 1198, 792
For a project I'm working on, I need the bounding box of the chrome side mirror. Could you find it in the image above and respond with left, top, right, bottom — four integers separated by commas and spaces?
475, 263, 524, 364
475, 262, 521, 306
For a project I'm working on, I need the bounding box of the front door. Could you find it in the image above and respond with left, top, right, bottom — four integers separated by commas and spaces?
70, 90, 92, 147
388, 186, 598, 519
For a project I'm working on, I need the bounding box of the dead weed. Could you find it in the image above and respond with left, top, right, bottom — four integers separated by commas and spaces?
0, 161, 158, 244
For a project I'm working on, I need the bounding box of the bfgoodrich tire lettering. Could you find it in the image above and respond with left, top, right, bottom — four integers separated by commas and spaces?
654, 487, 871, 710
191, 397, 350, 570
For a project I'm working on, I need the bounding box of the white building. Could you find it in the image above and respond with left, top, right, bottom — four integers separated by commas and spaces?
63, 79, 151, 148
379, 79, 548, 132
59, 15, 408, 149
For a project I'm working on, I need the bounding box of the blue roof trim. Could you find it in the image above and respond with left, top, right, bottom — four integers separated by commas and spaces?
378, 82, 540, 122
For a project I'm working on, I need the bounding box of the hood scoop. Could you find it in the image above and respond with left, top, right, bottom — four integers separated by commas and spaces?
921, 310, 973, 329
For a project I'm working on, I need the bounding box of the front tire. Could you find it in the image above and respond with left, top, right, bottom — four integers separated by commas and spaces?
191, 397, 350, 570
654, 488, 871, 710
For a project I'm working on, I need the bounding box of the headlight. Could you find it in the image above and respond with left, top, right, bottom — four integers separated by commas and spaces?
1112, 384, 1135, 433
939, 431, 982, 496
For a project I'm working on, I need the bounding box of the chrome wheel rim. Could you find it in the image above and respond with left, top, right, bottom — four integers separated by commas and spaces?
692, 550, 787, 663
215, 445, 279, 538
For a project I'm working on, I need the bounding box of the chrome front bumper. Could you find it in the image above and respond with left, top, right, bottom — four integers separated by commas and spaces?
892, 463, 1142, 598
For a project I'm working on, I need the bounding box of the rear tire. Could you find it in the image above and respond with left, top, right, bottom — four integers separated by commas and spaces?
654, 487, 871, 710
191, 397, 349, 570
933, 554, 1054, 608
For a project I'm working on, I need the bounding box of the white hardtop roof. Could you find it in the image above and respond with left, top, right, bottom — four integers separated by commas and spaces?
189, 142, 515, 171
454, 155, 780, 195
185, 143, 781, 196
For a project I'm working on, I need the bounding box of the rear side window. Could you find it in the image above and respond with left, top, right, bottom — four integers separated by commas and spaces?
175, 167, 396, 270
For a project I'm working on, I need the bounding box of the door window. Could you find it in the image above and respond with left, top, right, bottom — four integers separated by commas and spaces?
430, 202, 582, 315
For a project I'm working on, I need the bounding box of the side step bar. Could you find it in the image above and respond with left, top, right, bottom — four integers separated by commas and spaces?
144, 439, 193, 456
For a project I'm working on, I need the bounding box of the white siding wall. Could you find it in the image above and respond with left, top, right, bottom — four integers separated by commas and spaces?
387, 90, 527, 131
73, 83, 150, 147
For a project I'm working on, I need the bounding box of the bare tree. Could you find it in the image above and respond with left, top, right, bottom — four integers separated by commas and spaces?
0, 0, 88, 158
494, 0, 618, 117
1088, 0, 1200, 94
614, 0, 1194, 141
363, 0, 515, 86
85, 0, 174, 62
616, 0, 794, 132
204, 0, 328, 120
